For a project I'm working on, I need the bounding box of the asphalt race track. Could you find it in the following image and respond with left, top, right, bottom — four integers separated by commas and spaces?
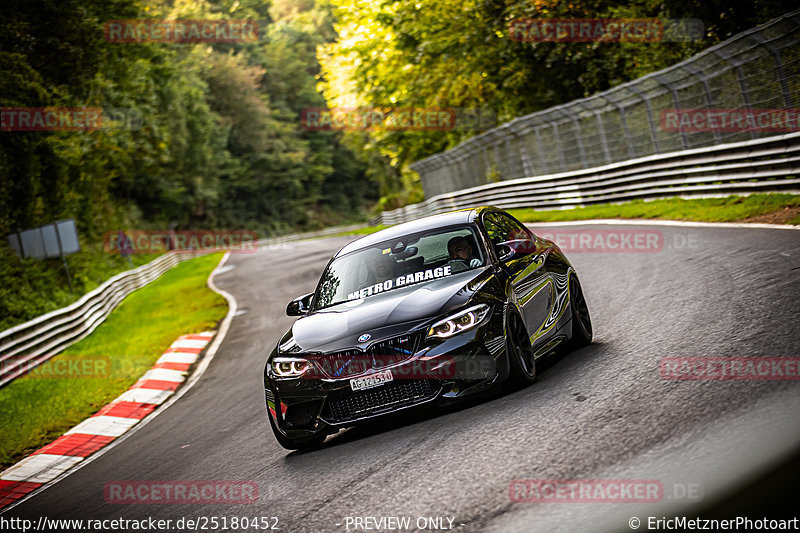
5, 223, 800, 532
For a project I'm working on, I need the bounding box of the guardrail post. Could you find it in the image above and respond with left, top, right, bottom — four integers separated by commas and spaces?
509, 123, 534, 178
556, 107, 587, 169
627, 84, 661, 154
682, 62, 722, 145
748, 31, 794, 108
482, 149, 492, 183
493, 143, 504, 181
551, 122, 567, 170
710, 46, 756, 140
594, 108, 612, 165
534, 126, 549, 175
606, 92, 636, 159
653, 73, 689, 150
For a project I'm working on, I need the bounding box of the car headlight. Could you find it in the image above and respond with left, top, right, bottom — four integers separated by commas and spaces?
427, 304, 490, 339
270, 357, 310, 378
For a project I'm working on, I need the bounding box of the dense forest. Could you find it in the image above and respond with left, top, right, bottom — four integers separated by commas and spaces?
1, 0, 375, 240
1, 0, 795, 327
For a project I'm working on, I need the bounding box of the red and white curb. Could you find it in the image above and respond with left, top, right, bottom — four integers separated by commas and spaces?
0, 332, 215, 508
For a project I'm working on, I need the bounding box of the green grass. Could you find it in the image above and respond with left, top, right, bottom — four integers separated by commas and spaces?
509, 194, 800, 224
335, 224, 390, 237
335, 194, 800, 238
0, 253, 227, 469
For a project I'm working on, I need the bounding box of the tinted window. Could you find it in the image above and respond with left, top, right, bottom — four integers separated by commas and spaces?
483, 213, 529, 244
313, 226, 485, 310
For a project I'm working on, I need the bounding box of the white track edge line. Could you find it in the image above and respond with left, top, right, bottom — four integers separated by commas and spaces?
3, 220, 795, 510
524, 218, 800, 230
1, 251, 237, 514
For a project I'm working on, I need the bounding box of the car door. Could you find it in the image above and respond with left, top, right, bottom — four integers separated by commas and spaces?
482, 212, 554, 345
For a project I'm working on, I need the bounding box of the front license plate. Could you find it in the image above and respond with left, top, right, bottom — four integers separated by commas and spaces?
350, 369, 393, 391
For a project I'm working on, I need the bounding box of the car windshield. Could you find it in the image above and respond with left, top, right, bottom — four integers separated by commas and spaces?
313, 226, 485, 310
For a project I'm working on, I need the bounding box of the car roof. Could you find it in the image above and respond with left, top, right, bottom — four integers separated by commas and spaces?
336, 206, 495, 257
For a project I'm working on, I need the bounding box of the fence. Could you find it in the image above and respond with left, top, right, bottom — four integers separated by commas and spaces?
380, 131, 800, 225
407, 9, 800, 200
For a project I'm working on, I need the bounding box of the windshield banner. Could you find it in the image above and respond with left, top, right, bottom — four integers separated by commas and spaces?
347, 265, 453, 301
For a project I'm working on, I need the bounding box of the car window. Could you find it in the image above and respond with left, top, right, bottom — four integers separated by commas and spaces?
414, 228, 474, 265
313, 226, 485, 310
483, 213, 530, 244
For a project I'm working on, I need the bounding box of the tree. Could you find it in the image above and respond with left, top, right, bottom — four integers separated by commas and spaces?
319, 0, 799, 206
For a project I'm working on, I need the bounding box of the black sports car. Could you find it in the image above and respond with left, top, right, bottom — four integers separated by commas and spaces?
264, 206, 592, 449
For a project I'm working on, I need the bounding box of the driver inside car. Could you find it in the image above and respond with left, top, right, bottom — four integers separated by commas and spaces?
370, 253, 397, 283
447, 236, 481, 272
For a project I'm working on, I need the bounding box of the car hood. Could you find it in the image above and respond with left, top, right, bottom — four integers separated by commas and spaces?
283, 268, 490, 353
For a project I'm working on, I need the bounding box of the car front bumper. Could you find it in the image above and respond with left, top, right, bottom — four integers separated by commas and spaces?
265, 310, 508, 440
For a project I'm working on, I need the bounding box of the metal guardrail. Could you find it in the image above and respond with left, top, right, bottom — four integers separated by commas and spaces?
408, 9, 800, 200
0, 252, 205, 388
379, 132, 800, 225
0, 224, 367, 388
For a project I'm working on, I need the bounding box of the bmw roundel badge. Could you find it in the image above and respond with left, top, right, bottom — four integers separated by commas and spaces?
358, 333, 371, 342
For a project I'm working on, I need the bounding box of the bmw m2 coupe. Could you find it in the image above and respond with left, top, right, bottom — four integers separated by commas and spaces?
264, 206, 592, 449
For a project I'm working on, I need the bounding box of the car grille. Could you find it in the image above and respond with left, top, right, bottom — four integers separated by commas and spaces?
309, 333, 422, 379
325, 380, 436, 422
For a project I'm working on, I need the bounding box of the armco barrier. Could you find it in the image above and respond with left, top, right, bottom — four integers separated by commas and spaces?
410, 10, 800, 199
0, 252, 204, 388
379, 131, 800, 225
0, 224, 366, 388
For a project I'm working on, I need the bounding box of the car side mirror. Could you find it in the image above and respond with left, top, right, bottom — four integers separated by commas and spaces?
286, 292, 313, 316
495, 243, 515, 262
496, 239, 537, 262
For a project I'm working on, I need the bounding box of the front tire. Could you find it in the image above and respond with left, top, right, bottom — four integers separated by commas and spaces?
268, 412, 326, 451
568, 275, 592, 349
506, 312, 536, 387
